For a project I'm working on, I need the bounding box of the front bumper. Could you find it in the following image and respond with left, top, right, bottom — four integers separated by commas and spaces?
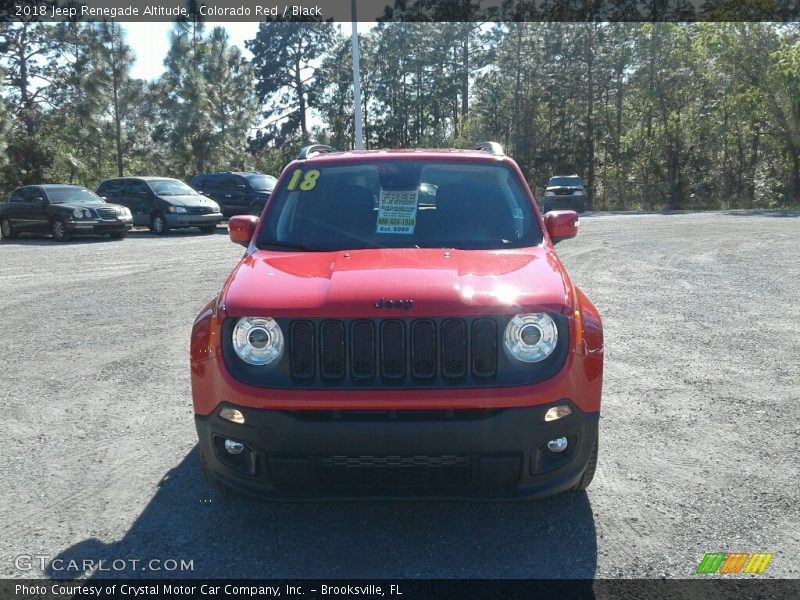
196, 400, 599, 499
165, 212, 224, 228
543, 196, 586, 210
65, 219, 132, 233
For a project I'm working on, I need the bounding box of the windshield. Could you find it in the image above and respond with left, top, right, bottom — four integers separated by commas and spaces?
47, 187, 105, 204
258, 160, 542, 251
245, 174, 277, 191
149, 179, 199, 196
549, 177, 582, 187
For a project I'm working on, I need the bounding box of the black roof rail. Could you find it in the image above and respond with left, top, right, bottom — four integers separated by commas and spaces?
474, 141, 504, 156
298, 144, 338, 160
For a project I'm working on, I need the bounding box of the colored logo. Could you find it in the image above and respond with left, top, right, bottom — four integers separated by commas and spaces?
696, 552, 773, 574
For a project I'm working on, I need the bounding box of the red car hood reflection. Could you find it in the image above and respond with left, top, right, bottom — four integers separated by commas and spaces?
221, 247, 570, 317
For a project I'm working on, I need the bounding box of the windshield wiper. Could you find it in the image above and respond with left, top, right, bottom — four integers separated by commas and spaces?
259, 241, 330, 252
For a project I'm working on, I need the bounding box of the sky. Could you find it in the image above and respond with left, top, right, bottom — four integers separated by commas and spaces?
123, 22, 374, 81
124, 22, 260, 80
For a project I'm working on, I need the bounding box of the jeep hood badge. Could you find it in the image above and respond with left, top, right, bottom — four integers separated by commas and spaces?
374, 298, 414, 310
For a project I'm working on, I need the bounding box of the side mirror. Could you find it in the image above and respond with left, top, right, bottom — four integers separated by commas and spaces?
544, 210, 579, 244
229, 215, 259, 247
236, 184, 247, 191
32, 197, 45, 206
100, 196, 108, 201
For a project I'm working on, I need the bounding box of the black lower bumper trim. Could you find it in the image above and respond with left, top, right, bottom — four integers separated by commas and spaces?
196, 401, 599, 500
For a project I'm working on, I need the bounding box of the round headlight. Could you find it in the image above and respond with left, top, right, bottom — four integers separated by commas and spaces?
82, 208, 92, 218
72, 208, 83, 219
232, 317, 284, 366
504, 313, 558, 363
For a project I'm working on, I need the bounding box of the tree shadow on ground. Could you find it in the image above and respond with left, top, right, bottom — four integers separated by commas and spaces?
581, 209, 800, 217
723, 209, 800, 218
47, 448, 597, 580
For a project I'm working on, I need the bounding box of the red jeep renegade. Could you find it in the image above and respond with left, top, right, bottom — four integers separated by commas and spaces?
190, 143, 603, 499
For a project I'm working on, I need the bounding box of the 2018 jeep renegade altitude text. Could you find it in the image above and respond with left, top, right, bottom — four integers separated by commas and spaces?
190, 143, 603, 499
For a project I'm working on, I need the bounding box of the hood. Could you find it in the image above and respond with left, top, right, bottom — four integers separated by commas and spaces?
221, 247, 571, 318
156, 194, 213, 207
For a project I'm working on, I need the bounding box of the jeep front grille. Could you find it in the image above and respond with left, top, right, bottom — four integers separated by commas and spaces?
221, 314, 568, 389
290, 317, 499, 384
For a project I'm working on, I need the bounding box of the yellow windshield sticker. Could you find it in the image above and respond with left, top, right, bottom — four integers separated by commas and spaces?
377, 190, 418, 235
286, 169, 320, 191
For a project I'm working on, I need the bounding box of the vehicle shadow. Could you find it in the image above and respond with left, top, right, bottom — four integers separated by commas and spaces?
47, 447, 597, 580
0, 234, 121, 245
126, 226, 228, 237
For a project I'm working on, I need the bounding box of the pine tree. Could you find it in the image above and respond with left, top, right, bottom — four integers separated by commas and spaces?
247, 19, 335, 147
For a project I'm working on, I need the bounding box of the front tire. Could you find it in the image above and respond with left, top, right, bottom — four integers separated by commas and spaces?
199, 225, 216, 234
51, 218, 71, 242
150, 212, 170, 235
0, 218, 17, 240
109, 232, 126, 240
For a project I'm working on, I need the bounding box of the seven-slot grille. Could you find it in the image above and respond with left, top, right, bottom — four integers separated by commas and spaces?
288, 318, 499, 384
97, 207, 119, 219
187, 206, 215, 214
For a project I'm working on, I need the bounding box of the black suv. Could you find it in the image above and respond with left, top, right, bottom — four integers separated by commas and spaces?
543, 175, 587, 213
190, 172, 277, 217
0, 185, 133, 242
97, 177, 223, 235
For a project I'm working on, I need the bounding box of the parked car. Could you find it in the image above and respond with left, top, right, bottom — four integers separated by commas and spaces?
0, 184, 133, 242
190, 142, 603, 499
190, 171, 277, 217
97, 177, 223, 234
543, 175, 587, 213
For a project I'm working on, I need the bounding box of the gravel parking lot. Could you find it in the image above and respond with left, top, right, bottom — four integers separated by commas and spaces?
1, 212, 798, 579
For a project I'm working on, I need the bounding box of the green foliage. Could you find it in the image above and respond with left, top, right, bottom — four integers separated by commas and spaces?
0, 21, 798, 209
247, 19, 334, 147
156, 23, 258, 179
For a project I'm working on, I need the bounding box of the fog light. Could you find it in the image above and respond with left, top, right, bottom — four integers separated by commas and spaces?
547, 437, 568, 453
544, 405, 572, 422
224, 439, 245, 455
220, 407, 245, 424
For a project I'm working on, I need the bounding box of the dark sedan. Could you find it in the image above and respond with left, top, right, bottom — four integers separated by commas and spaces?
0, 185, 133, 242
